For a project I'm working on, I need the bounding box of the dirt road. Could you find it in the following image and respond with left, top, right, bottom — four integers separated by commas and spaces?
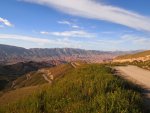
115, 65, 150, 90
115, 65, 150, 111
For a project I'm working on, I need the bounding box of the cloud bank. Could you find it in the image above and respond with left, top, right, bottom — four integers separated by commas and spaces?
1, 33, 150, 50
0, 34, 50, 44
0, 34, 82, 48
23, 0, 150, 32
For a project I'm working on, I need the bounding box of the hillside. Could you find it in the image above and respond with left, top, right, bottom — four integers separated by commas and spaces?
116, 50, 150, 59
0, 64, 145, 113
10, 63, 73, 90
113, 50, 150, 63
112, 50, 150, 71
0, 63, 74, 105
0, 61, 62, 90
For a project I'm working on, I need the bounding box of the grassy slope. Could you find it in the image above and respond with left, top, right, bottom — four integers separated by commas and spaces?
10, 63, 73, 89
0, 63, 73, 105
0, 64, 144, 113
115, 50, 150, 59
0, 85, 40, 105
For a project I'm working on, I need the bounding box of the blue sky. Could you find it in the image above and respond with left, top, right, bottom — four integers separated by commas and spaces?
0, 0, 150, 50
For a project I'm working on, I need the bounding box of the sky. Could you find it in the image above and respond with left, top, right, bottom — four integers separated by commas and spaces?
0, 0, 150, 51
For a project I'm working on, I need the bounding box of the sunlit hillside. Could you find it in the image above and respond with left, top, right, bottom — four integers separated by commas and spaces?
0, 64, 145, 113
114, 50, 150, 61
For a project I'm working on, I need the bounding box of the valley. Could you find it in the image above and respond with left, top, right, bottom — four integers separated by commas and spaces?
1, 0, 150, 112
0, 45, 150, 113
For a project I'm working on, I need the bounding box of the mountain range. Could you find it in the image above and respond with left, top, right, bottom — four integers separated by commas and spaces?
0, 44, 141, 64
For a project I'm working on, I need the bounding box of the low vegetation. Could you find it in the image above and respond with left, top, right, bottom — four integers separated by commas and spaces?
11, 64, 73, 89
131, 60, 150, 70
0, 64, 144, 113
111, 60, 150, 70
115, 50, 150, 59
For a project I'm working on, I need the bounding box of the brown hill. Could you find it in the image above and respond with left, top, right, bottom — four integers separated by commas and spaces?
0, 60, 63, 90
113, 50, 150, 62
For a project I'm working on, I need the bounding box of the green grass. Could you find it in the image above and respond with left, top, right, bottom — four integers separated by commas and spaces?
0, 64, 144, 113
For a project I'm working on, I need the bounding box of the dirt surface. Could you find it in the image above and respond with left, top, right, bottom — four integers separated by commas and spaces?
71, 62, 77, 68
115, 65, 150, 112
115, 65, 150, 90
42, 74, 52, 84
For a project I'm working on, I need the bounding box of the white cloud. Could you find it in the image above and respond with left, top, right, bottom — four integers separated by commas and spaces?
0, 34, 50, 44
23, 0, 150, 32
40, 30, 95, 38
40, 31, 50, 35
58, 20, 80, 29
72, 25, 80, 28
121, 34, 150, 45
58, 20, 71, 25
0, 17, 13, 27
0, 34, 82, 48
0, 33, 150, 50
85, 34, 150, 50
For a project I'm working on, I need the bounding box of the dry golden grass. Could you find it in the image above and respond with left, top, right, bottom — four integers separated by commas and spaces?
0, 64, 145, 113
116, 50, 150, 59
0, 85, 40, 105
0, 63, 74, 105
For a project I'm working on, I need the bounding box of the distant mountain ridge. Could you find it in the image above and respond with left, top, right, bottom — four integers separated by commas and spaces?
0, 44, 141, 64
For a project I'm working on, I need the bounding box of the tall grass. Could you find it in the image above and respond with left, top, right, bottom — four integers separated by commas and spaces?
0, 64, 144, 113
